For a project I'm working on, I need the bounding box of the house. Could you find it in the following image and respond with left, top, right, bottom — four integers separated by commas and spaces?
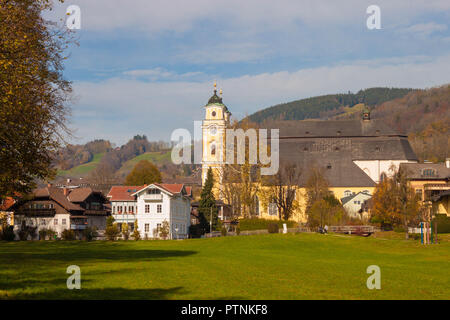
400, 160, 450, 216
340, 191, 372, 220
107, 185, 146, 232
108, 183, 192, 239
12, 186, 110, 239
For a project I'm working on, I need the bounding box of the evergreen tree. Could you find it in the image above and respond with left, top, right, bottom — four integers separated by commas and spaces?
198, 168, 218, 232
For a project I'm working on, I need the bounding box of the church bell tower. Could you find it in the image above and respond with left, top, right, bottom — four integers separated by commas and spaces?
201, 82, 231, 185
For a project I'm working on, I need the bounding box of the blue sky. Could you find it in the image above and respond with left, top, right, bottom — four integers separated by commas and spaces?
48, 0, 450, 146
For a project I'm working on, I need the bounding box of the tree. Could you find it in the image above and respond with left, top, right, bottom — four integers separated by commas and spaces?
121, 223, 129, 240
371, 165, 422, 235
125, 160, 162, 186
265, 163, 302, 221
308, 195, 347, 229
218, 118, 262, 218
159, 220, 170, 240
0, 0, 74, 198
105, 216, 120, 241
132, 219, 140, 240
199, 168, 218, 232
305, 166, 330, 216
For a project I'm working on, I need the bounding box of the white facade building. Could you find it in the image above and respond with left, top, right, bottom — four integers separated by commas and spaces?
108, 184, 192, 239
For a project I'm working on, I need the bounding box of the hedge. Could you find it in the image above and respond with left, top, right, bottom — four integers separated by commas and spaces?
238, 218, 297, 231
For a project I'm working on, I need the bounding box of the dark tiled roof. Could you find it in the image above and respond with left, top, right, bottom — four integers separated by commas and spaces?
67, 188, 94, 202
400, 163, 450, 180
33, 187, 84, 211
266, 119, 404, 137
261, 119, 418, 187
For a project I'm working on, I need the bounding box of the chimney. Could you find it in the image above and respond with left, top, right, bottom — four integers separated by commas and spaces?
446, 158, 450, 169
47, 183, 53, 188
63, 188, 69, 196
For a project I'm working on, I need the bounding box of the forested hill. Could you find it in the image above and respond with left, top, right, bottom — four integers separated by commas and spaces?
246, 87, 414, 123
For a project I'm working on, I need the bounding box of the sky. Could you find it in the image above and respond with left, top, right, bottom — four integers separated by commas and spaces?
47, 0, 450, 146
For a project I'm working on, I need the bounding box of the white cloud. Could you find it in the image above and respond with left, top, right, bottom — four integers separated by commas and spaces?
398, 22, 448, 37
70, 54, 450, 144
51, 0, 450, 33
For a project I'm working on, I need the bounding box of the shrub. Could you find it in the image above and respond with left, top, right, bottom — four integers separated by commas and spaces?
221, 227, 227, 237
268, 223, 279, 234
83, 227, 98, 241
46, 229, 57, 240
61, 229, 76, 241
1, 225, 15, 241
238, 218, 296, 231
18, 229, 28, 241
189, 224, 203, 238
105, 223, 120, 241
122, 223, 130, 240
106, 216, 115, 227
159, 220, 170, 240
28, 226, 37, 240
38, 229, 47, 240
433, 214, 450, 233
132, 220, 140, 241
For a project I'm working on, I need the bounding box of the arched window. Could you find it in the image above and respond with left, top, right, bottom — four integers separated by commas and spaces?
210, 144, 216, 156
380, 172, 387, 182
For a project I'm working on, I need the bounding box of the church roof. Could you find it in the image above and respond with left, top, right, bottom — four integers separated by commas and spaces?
206, 90, 230, 114
266, 119, 403, 138
262, 118, 418, 187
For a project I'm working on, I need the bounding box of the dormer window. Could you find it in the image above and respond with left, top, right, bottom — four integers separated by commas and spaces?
422, 168, 437, 177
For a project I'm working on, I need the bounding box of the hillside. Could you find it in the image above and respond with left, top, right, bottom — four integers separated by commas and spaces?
246, 87, 414, 123
256, 84, 449, 162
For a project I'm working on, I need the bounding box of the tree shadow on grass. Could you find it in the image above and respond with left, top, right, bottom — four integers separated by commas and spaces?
5, 286, 185, 300
0, 246, 198, 264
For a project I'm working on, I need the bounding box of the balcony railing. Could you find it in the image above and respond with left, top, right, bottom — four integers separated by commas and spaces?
70, 224, 87, 230
143, 194, 163, 201
15, 208, 56, 216
84, 209, 108, 215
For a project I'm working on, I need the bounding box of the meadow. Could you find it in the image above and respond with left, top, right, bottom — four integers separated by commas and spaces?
0, 233, 449, 300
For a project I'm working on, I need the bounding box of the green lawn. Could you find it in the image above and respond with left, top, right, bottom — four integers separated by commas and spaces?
0, 233, 449, 300
116, 151, 172, 177
57, 152, 105, 177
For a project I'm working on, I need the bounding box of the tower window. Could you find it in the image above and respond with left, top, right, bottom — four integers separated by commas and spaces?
211, 111, 216, 117
211, 144, 216, 156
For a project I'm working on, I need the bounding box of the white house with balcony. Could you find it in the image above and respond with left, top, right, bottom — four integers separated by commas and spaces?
107, 184, 192, 239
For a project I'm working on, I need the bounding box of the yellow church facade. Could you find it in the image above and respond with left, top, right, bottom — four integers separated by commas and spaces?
200, 84, 418, 223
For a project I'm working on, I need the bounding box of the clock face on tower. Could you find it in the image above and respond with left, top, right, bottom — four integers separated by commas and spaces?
209, 125, 217, 136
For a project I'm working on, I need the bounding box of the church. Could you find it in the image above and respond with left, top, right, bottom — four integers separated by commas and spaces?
200, 84, 418, 222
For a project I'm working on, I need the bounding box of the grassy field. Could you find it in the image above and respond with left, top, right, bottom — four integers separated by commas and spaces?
57, 152, 105, 177
0, 233, 449, 300
116, 151, 172, 177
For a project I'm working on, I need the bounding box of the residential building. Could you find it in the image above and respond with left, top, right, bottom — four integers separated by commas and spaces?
107, 185, 145, 232
400, 160, 450, 216
108, 183, 192, 239
340, 191, 372, 220
12, 186, 110, 239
